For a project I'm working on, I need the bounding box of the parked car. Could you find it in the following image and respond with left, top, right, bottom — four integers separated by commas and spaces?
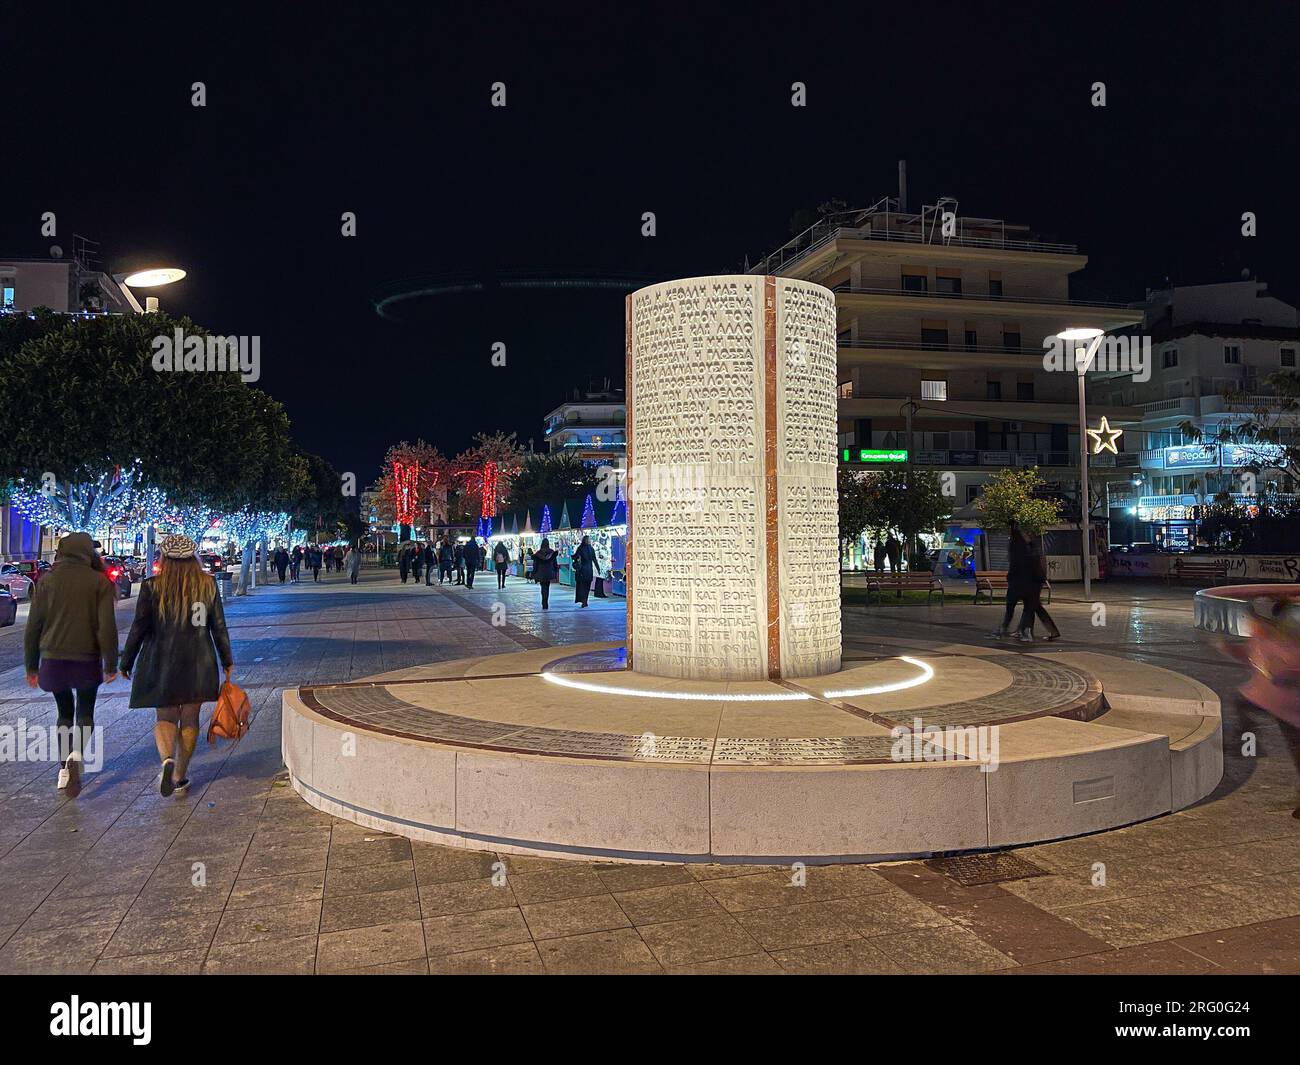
200, 552, 226, 574
102, 559, 132, 599
0, 563, 34, 600
117, 556, 148, 581
12, 559, 50, 586
0, 585, 16, 627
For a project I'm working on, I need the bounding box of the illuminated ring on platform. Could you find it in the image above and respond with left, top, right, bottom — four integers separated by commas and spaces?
539, 657, 935, 702
541, 672, 811, 701
821, 656, 935, 699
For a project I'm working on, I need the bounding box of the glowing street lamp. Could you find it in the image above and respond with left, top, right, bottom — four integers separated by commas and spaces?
1058, 327, 1105, 598
120, 265, 186, 313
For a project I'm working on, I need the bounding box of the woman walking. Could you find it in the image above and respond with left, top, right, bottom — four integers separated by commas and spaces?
23, 532, 119, 792
572, 534, 599, 607
273, 546, 289, 583
493, 540, 510, 589
532, 537, 559, 610
346, 544, 361, 585
119, 535, 234, 797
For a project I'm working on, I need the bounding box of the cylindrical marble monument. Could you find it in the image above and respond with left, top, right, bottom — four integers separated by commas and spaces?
626, 274, 841, 681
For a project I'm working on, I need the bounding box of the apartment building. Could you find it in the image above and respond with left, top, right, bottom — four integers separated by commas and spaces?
750, 188, 1143, 507
544, 384, 626, 464
1, 253, 143, 314
2, 247, 145, 559
1099, 279, 1299, 547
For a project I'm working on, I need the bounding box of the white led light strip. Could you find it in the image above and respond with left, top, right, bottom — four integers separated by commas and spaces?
540, 657, 934, 703
820, 656, 935, 698
541, 672, 810, 701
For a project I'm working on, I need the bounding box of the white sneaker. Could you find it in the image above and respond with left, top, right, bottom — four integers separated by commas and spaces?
57, 752, 80, 791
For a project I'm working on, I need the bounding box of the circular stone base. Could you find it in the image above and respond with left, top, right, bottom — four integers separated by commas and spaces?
282, 641, 1222, 863
1194, 584, 1300, 636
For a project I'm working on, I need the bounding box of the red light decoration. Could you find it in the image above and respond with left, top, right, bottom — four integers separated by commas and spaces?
392, 460, 421, 524
456, 461, 501, 519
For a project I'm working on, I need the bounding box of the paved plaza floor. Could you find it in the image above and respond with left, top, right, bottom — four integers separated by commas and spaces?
0, 569, 1296, 974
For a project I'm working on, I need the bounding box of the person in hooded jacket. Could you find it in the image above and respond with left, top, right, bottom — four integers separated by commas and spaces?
24, 532, 119, 792
119, 534, 234, 797
572, 534, 600, 607
532, 537, 560, 610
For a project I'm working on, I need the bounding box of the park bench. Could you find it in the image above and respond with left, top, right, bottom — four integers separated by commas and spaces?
974, 570, 1053, 605
865, 571, 945, 604
1168, 556, 1230, 586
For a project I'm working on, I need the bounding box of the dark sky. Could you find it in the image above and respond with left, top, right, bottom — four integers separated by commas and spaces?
6, 3, 1296, 481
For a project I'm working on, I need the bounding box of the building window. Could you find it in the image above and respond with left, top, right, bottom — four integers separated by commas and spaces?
921, 380, 947, 401
920, 327, 949, 347
964, 329, 978, 350
1017, 381, 1034, 402
837, 381, 853, 399
986, 381, 1002, 400
902, 273, 927, 293
1224, 345, 1241, 364
1002, 330, 1021, 350
1, 284, 13, 310
1282, 347, 1296, 368
935, 276, 962, 295
1162, 348, 1178, 369
988, 277, 1003, 297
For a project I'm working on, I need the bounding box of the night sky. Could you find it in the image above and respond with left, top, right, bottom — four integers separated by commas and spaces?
5, 3, 1295, 481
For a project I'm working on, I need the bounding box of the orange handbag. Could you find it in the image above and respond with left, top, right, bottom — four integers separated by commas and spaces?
208, 678, 251, 744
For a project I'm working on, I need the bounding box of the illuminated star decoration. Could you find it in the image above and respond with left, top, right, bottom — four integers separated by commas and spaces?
1086, 416, 1123, 456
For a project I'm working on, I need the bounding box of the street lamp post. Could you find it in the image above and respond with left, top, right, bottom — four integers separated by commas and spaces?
118, 265, 186, 574
1058, 328, 1104, 599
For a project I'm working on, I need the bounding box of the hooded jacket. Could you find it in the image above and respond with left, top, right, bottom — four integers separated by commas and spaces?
24, 532, 119, 674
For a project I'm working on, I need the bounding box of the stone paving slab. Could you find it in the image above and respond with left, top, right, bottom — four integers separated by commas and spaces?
0, 572, 1294, 973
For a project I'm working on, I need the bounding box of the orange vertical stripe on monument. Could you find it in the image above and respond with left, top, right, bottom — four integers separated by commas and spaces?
763, 276, 781, 680
624, 293, 633, 671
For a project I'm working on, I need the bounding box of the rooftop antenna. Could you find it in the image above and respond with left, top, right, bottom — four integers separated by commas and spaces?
898, 160, 908, 214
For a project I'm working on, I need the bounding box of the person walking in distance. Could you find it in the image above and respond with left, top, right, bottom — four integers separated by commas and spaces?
572, 534, 599, 607
308, 544, 323, 583
23, 533, 119, 793
411, 541, 424, 584
397, 540, 411, 584
493, 540, 510, 589
463, 538, 480, 589
345, 543, 361, 585
119, 534, 234, 797
532, 537, 559, 610
438, 536, 454, 584
885, 533, 902, 573
423, 540, 436, 586
1015, 531, 1061, 642
992, 522, 1060, 642
273, 545, 289, 583
290, 545, 303, 583
453, 542, 465, 585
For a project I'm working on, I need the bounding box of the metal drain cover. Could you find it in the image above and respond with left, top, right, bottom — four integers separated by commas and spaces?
928, 851, 1049, 886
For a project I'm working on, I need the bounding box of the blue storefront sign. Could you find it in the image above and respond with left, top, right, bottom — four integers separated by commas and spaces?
1163, 444, 1219, 469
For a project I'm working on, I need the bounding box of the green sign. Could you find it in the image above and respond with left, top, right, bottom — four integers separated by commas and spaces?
842, 448, 908, 464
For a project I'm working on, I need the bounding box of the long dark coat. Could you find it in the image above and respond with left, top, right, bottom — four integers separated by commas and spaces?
120, 577, 234, 708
